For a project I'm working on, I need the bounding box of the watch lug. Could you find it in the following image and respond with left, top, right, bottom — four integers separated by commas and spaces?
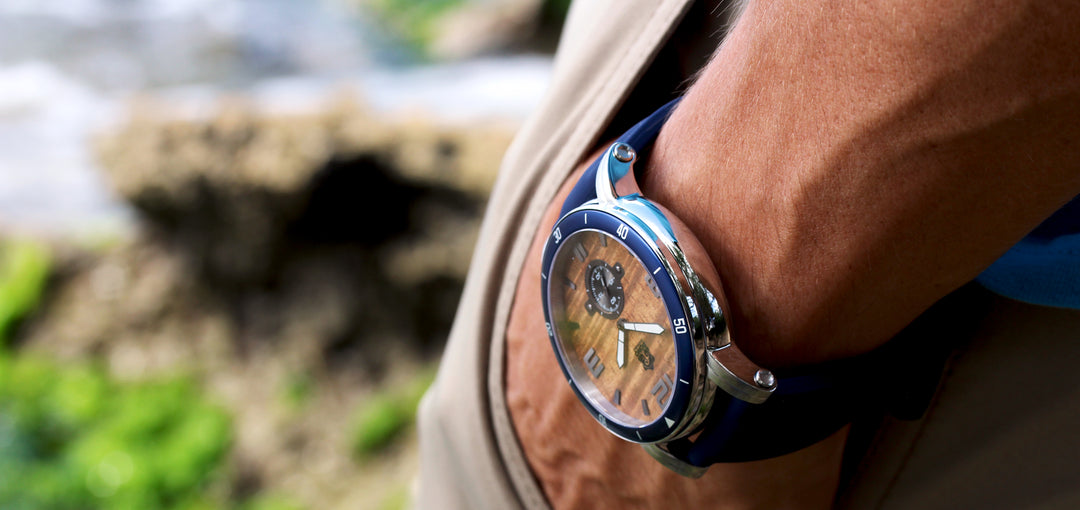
707, 344, 776, 404
596, 142, 644, 202
697, 283, 775, 404
642, 444, 707, 478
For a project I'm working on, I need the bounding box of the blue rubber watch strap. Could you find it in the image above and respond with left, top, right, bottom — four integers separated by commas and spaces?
673, 278, 982, 464
676, 370, 862, 464
559, 98, 681, 217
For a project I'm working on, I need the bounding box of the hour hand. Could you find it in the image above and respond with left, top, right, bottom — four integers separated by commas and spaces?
619, 321, 666, 335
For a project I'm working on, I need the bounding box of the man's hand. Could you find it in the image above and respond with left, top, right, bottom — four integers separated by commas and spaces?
505, 163, 848, 510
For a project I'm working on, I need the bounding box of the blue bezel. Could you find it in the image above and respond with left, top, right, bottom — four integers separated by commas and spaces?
541, 207, 696, 444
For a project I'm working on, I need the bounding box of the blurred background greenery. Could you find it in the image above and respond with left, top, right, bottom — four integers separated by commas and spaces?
0, 0, 570, 508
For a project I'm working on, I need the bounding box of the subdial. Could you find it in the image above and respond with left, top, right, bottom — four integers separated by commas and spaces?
585, 260, 624, 319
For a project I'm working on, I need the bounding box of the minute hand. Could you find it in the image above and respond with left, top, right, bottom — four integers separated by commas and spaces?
619, 322, 666, 335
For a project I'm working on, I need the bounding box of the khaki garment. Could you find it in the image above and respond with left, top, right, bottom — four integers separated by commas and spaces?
414, 1, 1080, 508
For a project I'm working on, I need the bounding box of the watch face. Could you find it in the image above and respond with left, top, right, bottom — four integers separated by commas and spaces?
547, 228, 679, 428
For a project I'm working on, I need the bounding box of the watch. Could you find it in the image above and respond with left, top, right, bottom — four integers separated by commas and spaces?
539, 99, 879, 477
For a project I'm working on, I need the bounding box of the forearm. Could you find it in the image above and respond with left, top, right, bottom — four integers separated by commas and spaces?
645, 0, 1080, 367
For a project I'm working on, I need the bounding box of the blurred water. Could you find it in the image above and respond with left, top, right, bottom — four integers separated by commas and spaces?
0, 0, 552, 236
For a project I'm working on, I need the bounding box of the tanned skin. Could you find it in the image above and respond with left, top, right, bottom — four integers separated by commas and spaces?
506, 0, 1080, 507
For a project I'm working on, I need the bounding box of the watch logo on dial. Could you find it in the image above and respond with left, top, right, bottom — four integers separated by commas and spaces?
635, 340, 655, 371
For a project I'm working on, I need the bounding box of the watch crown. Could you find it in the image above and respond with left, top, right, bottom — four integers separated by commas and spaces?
613, 143, 636, 163
753, 369, 776, 389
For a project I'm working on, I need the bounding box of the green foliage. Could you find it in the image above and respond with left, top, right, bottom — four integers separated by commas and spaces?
368, 0, 465, 53
542, 0, 572, 21
349, 368, 435, 459
0, 355, 233, 510
278, 371, 314, 413
350, 395, 408, 458
0, 239, 51, 345
0, 239, 245, 509
0, 241, 305, 510
377, 483, 410, 510
239, 494, 303, 510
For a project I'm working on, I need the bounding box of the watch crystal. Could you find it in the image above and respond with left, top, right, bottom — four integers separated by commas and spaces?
549, 229, 678, 428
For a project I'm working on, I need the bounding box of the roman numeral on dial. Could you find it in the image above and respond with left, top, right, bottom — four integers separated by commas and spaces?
583, 348, 605, 378
645, 274, 662, 299
651, 373, 673, 407
572, 242, 588, 262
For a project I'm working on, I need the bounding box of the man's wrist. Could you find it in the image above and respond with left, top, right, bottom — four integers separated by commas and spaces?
642, 93, 814, 369
641, 0, 1080, 370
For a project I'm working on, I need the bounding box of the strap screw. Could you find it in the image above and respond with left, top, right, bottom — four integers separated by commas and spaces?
753, 369, 776, 389
613, 143, 636, 163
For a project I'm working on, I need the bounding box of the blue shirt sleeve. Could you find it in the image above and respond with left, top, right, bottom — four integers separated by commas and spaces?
977, 195, 1080, 309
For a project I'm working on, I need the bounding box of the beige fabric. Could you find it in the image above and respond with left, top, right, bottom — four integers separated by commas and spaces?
837, 296, 1080, 510
414, 1, 1080, 508
415, 1, 697, 508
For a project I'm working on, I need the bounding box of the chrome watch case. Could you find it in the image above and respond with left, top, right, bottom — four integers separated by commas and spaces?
540, 142, 778, 477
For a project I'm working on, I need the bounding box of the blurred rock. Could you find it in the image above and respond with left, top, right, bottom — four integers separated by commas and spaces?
75, 90, 516, 367
97, 95, 512, 288
15, 88, 517, 509
429, 0, 545, 60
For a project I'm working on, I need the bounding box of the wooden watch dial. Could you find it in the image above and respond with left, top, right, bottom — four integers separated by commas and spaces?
548, 229, 677, 427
